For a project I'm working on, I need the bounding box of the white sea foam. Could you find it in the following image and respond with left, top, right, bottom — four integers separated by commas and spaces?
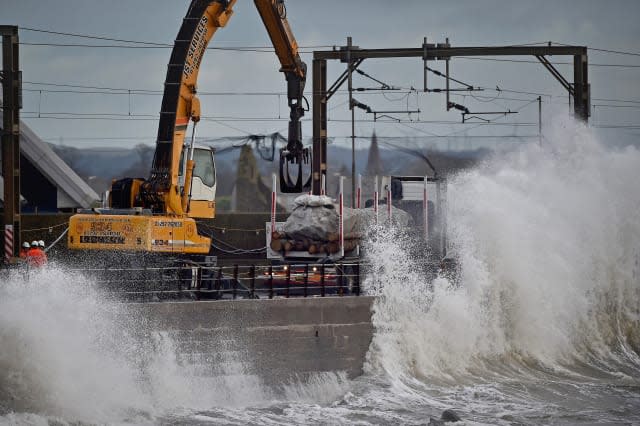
0, 267, 354, 424
364, 115, 640, 382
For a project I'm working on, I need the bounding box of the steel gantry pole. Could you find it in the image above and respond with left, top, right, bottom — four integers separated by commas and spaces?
347, 37, 356, 208
573, 51, 590, 121
1, 26, 21, 262
312, 58, 327, 195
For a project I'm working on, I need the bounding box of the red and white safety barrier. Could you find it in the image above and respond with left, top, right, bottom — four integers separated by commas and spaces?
374, 175, 379, 226
5, 225, 14, 262
387, 180, 392, 224
356, 174, 362, 209
271, 173, 277, 234
423, 175, 429, 241
339, 176, 344, 257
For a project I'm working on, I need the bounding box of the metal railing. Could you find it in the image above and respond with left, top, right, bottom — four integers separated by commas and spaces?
61, 261, 361, 302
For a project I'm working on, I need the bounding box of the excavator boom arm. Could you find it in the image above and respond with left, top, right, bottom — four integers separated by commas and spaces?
254, 0, 310, 192
146, 0, 309, 213
254, 0, 306, 78
146, 0, 236, 216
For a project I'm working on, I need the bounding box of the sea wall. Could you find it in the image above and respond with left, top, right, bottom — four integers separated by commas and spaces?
128, 296, 375, 383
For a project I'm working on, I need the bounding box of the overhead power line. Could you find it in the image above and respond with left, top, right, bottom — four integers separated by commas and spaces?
587, 47, 640, 57
19, 26, 640, 68
22, 28, 640, 58
18, 41, 640, 65
21, 42, 640, 67
23, 81, 640, 107
21, 26, 169, 46
20, 41, 330, 53
20, 26, 334, 51
22, 87, 287, 96
592, 104, 640, 109
21, 111, 540, 126
43, 134, 541, 142
547, 41, 640, 58
21, 80, 412, 97
459, 57, 640, 68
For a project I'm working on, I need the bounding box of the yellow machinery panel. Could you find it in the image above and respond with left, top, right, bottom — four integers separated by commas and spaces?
68, 214, 211, 254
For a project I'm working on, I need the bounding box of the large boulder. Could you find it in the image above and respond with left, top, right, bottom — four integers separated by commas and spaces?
283, 195, 338, 241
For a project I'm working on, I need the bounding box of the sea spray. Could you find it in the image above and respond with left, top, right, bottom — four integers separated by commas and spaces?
0, 268, 153, 422
0, 267, 272, 423
363, 115, 640, 383
0, 266, 355, 424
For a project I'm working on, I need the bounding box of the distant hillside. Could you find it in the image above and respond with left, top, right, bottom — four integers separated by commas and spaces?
51, 140, 488, 210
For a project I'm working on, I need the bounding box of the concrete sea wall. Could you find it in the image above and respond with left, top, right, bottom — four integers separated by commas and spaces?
129, 296, 375, 383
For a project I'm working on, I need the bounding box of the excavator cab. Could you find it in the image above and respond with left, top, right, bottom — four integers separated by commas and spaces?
179, 144, 217, 218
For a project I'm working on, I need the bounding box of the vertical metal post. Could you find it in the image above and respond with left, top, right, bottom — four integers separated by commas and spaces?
4, 225, 13, 263
374, 175, 379, 226
303, 264, 308, 297
206, 266, 213, 290
312, 58, 327, 195
387, 178, 392, 224
538, 96, 542, 146
441, 179, 448, 258
423, 176, 429, 242
347, 37, 356, 208
339, 176, 344, 258
422, 36, 428, 92
573, 51, 589, 121
249, 265, 255, 299
195, 266, 202, 291
356, 174, 362, 209
436, 180, 442, 257
268, 265, 274, 299
353, 262, 360, 296
285, 264, 290, 298
445, 38, 450, 111
573, 56, 582, 119
215, 267, 222, 298
2, 26, 20, 261
271, 173, 277, 234
232, 264, 238, 299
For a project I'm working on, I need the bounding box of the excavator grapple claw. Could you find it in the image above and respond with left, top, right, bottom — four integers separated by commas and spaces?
279, 147, 311, 193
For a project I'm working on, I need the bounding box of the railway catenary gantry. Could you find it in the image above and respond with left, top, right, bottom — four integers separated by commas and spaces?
310, 41, 589, 195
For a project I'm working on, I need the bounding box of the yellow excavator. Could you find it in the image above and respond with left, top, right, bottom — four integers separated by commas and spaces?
68, 0, 309, 259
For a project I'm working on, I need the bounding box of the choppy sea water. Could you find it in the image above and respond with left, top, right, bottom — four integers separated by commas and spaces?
1, 117, 639, 425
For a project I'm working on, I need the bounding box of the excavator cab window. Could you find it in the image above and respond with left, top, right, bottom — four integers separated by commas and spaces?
178, 146, 216, 196
193, 148, 216, 188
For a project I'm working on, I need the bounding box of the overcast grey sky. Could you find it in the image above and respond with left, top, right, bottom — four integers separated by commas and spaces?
2, 0, 639, 150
